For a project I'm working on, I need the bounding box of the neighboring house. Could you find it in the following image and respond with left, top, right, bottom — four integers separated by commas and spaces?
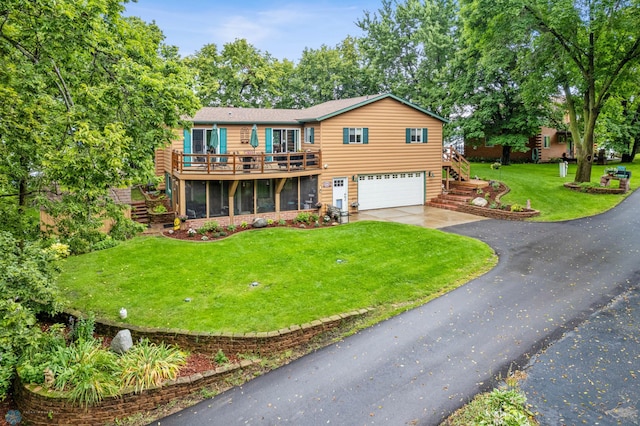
155, 93, 450, 226
465, 126, 573, 163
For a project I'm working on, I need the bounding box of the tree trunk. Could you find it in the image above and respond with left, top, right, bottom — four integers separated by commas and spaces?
621, 131, 639, 162
501, 145, 512, 166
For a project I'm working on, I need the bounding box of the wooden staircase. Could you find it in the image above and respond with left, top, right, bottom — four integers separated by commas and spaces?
442, 146, 471, 186
130, 201, 149, 224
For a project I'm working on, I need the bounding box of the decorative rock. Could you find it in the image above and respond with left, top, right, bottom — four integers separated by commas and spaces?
471, 197, 489, 207
110, 329, 133, 354
252, 218, 268, 228
184, 297, 192, 302
119, 307, 127, 319
250, 281, 259, 287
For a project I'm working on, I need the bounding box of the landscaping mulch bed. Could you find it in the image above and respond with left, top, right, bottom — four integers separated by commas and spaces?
163, 219, 337, 242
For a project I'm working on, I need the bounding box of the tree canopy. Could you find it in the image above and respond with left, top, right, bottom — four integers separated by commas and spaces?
0, 0, 200, 248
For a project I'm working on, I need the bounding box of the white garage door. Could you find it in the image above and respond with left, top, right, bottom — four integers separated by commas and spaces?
358, 172, 425, 210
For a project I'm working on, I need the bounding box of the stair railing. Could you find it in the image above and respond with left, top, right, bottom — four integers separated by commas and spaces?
443, 146, 470, 181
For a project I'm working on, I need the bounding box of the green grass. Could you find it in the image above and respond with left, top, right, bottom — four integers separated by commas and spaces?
471, 160, 640, 221
59, 222, 495, 333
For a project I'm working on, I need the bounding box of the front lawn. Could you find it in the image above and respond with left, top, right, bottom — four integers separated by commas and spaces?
471, 160, 639, 221
59, 221, 495, 333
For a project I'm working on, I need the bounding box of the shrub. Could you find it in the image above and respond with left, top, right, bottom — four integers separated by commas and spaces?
199, 221, 220, 233
109, 216, 146, 241
293, 212, 319, 225
119, 339, 187, 394
226, 224, 237, 232
49, 339, 120, 407
47, 242, 71, 259
152, 205, 167, 214
91, 236, 119, 251
0, 350, 17, 400
266, 219, 274, 226
510, 204, 523, 212
70, 313, 96, 342
240, 221, 249, 229
277, 219, 287, 226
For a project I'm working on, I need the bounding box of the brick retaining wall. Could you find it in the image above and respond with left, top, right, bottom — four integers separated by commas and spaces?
14, 360, 256, 426
16, 308, 372, 425
91, 308, 372, 355
457, 204, 540, 220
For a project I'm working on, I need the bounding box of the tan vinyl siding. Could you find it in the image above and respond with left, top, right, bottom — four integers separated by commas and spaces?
316, 97, 442, 207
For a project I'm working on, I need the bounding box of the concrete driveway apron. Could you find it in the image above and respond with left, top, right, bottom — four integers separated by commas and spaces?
156, 192, 640, 426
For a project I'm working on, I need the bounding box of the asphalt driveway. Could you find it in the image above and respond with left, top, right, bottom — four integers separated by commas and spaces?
157, 192, 640, 426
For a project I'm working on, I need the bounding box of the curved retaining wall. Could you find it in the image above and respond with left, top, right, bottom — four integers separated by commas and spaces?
16, 308, 372, 425
91, 308, 372, 354
15, 360, 255, 426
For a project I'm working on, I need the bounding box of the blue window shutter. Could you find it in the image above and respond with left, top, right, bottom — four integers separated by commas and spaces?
183, 129, 191, 153
422, 128, 428, 143
363, 128, 369, 144
183, 128, 191, 166
265, 128, 273, 161
219, 128, 227, 153
265, 128, 273, 152
406, 128, 411, 143
219, 128, 228, 163
343, 128, 349, 144
310, 128, 314, 144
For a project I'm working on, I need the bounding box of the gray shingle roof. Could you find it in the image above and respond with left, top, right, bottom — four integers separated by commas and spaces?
189, 94, 447, 125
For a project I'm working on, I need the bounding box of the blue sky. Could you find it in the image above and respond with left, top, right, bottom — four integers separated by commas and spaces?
125, 0, 383, 61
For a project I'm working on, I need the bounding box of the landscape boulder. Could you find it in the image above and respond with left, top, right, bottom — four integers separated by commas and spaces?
110, 329, 133, 354
471, 197, 489, 207
252, 218, 268, 228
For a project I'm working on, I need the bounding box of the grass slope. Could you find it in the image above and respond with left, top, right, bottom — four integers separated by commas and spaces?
59, 222, 495, 333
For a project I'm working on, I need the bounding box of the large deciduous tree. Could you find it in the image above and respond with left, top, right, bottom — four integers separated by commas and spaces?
356, 0, 459, 118
0, 0, 199, 248
521, 0, 640, 182
186, 39, 295, 108
454, 0, 552, 165
288, 37, 377, 108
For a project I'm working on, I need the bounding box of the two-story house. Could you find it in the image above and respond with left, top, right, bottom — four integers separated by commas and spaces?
156, 93, 451, 226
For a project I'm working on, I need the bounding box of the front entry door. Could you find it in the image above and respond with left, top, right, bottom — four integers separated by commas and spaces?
332, 178, 348, 210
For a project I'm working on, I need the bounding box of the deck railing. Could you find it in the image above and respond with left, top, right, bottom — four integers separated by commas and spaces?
172, 150, 322, 175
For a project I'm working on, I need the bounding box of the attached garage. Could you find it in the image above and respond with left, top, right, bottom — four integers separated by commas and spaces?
357, 172, 425, 210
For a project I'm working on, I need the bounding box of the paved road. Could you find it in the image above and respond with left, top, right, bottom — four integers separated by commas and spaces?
157, 191, 640, 426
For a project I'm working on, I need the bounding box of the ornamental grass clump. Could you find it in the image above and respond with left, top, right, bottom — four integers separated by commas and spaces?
119, 339, 187, 394
17, 320, 188, 406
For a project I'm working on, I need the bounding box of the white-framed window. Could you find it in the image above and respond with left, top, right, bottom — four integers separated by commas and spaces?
304, 127, 314, 144
406, 128, 427, 143
350, 128, 363, 143
543, 135, 551, 148
343, 127, 369, 144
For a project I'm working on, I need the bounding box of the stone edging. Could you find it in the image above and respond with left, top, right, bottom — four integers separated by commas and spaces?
460, 183, 540, 220
15, 359, 258, 426
457, 204, 540, 220
563, 182, 627, 194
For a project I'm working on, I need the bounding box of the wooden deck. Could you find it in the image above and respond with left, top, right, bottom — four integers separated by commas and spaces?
172, 150, 322, 176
